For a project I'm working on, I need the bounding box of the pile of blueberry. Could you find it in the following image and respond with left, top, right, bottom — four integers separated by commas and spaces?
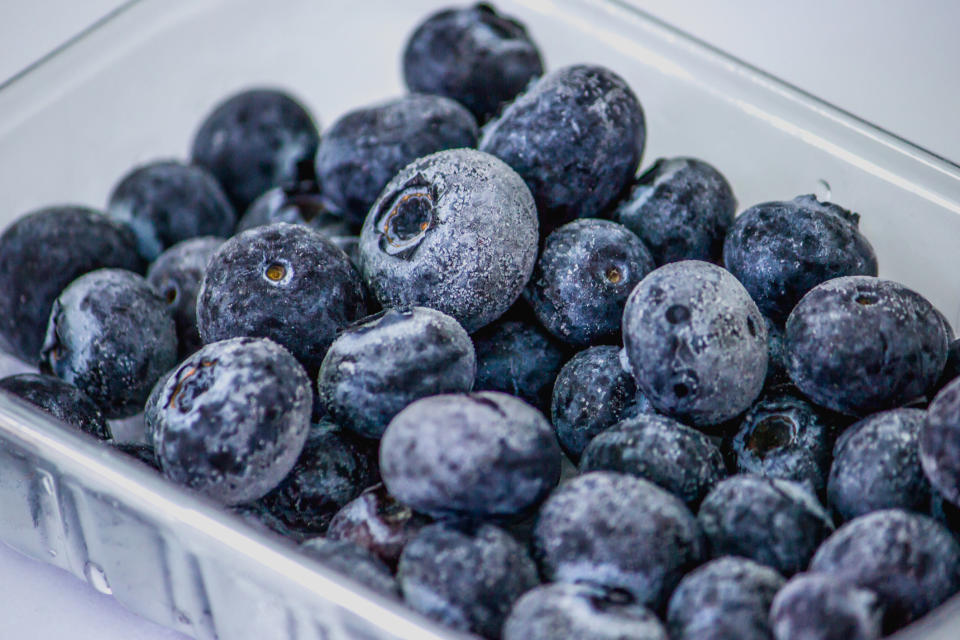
3, 4, 960, 640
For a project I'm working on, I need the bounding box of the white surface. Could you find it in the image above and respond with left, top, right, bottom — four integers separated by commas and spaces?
0, 1, 957, 639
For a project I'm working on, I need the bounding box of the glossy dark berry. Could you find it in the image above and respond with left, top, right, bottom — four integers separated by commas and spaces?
0, 373, 110, 439
0, 206, 144, 363
770, 573, 883, 640
191, 88, 319, 213
614, 157, 736, 265
786, 276, 949, 415
299, 537, 398, 599
921, 376, 960, 506
317, 307, 475, 439
622, 260, 768, 427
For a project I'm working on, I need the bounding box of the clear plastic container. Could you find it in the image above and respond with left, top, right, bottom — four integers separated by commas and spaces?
0, 0, 958, 638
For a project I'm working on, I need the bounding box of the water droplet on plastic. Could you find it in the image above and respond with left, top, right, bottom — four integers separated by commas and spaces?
39, 474, 54, 495
815, 179, 831, 202
84, 561, 112, 594
47, 548, 57, 558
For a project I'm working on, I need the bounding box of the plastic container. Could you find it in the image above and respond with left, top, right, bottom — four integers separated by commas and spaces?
0, 0, 958, 638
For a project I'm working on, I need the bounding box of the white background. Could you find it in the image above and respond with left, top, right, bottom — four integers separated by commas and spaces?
0, 1, 958, 638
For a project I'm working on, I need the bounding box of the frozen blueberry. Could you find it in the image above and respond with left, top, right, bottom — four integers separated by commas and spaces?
109, 442, 160, 471
503, 582, 668, 640
259, 420, 377, 536
921, 376, 960, 506
231, 501, 299, 540
724, 195, 878, 323
533, 471, 704, 609
403, 4, 543, 123
481, 64, 645, 234
398, 522, 538, 638
0, 373, 110, 439
191, 88, 319, 213
581, 413, 726, 507
764, 318, 791, 387
613, 157, 736, 265
326, 483, 430, 570
935, 338, 960, 393
380, 391, 560, 520
524, 219, 655, 346
786, 276, 949, 415
472, 319, 565, 413
315, 94, 478, 225
107, 160, 235, 261
810, 509, 960, 629
622, 260, 768, 427
299, 537, 398, 599
359, 148, 538, 332
147, 236, 224, 358
197, 223, 365, 376
698, 475, 834, 575
828, 408, 929, 522
317, 307, 476, 439
770, 573, 883, 640
731, 390, 834, 494
0, 206, 144, 363
666, 557, 785, 640
39, 269, 177, 418
148, 337, 312, 505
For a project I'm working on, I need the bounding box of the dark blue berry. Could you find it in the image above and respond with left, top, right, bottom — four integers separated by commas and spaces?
109, 441, 160, 471
764, 318, 791, 387
299, 537, 398, 599
921, 376, 960, 506
0, 373, 109, 439
770, 573, 883, 640
935, 338, 960, 393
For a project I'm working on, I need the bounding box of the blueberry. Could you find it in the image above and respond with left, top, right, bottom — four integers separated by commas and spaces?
770, 573, 883, 640
359, 149, 538, 332
786, 276, 949, 415
231, 501, 299, 540
828, 408, 929, 522
730, 390, 834, 494
326, 483, 430, 570
935, 338, 960, 393
581, 413, 727, 507
698, 475, 834, 575
809, 509, 960, 629
107, 160, 235, 261
299, 537, 399, 599
481, 64, 645, 234
0, 206, 144, 363
403, 4, 543, 123
39, 269, 176, 418
503, 582, 668, 640
724, 195, 878, 323
524, 219, 655, 346
613, 157, 737, 265
380, 391, 560, 520
197, 223, 365, 377
666, 557, 785, 640
315, 94, 478, 225
109, 442, 160, 471
317, 307, 476, 439
259, 420, 377, 536
622, 260, 768, 427
533, 471, 704, 609
921, 376, 960, 506
764, 317, 791, 387
397, 522, 538, 639
191, 88, 319, 213
0, 373, 110, 440
148, 337, 312, 505
472, 319, 566, 413
147, 236, 224, 358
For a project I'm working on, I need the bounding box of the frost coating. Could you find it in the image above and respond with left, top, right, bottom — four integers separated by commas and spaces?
0, 373, 110, 440
771, 573, 883, 640
922, 377, 960, 506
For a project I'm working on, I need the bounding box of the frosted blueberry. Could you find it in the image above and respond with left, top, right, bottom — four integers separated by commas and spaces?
770, 573, 883, 640
0, 373, 110, 440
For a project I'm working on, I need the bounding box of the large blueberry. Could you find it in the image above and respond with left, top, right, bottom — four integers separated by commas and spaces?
197, 223, 365, 377
191, 88, 319, 213
666, 557, 785, 640
622, 260, 768, 427
614, 157, 736, 265
0, 206, 143, 363
147, 236, 224, 358
39, 269, 177, 418
317, 307, 475, 439
810, 509, 960, 629
770, 573, 883, 640
379, 392, 560, 520
921, 376, 960, 506
480, 64, 645, 233
398, 522, 538, 639
503, 582, 668, 640
0, 373, 110, 440
359, 149, 538, 332
403, 4, 543, 122
107, 160, 235, 261
533, 471, 704, 609
148, 337, 312, 505
299, 537, 398, 599
698, 475, 834, 575
524, 219, 654, 346
786, 276, 949, 415
315, 94, 478, 225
